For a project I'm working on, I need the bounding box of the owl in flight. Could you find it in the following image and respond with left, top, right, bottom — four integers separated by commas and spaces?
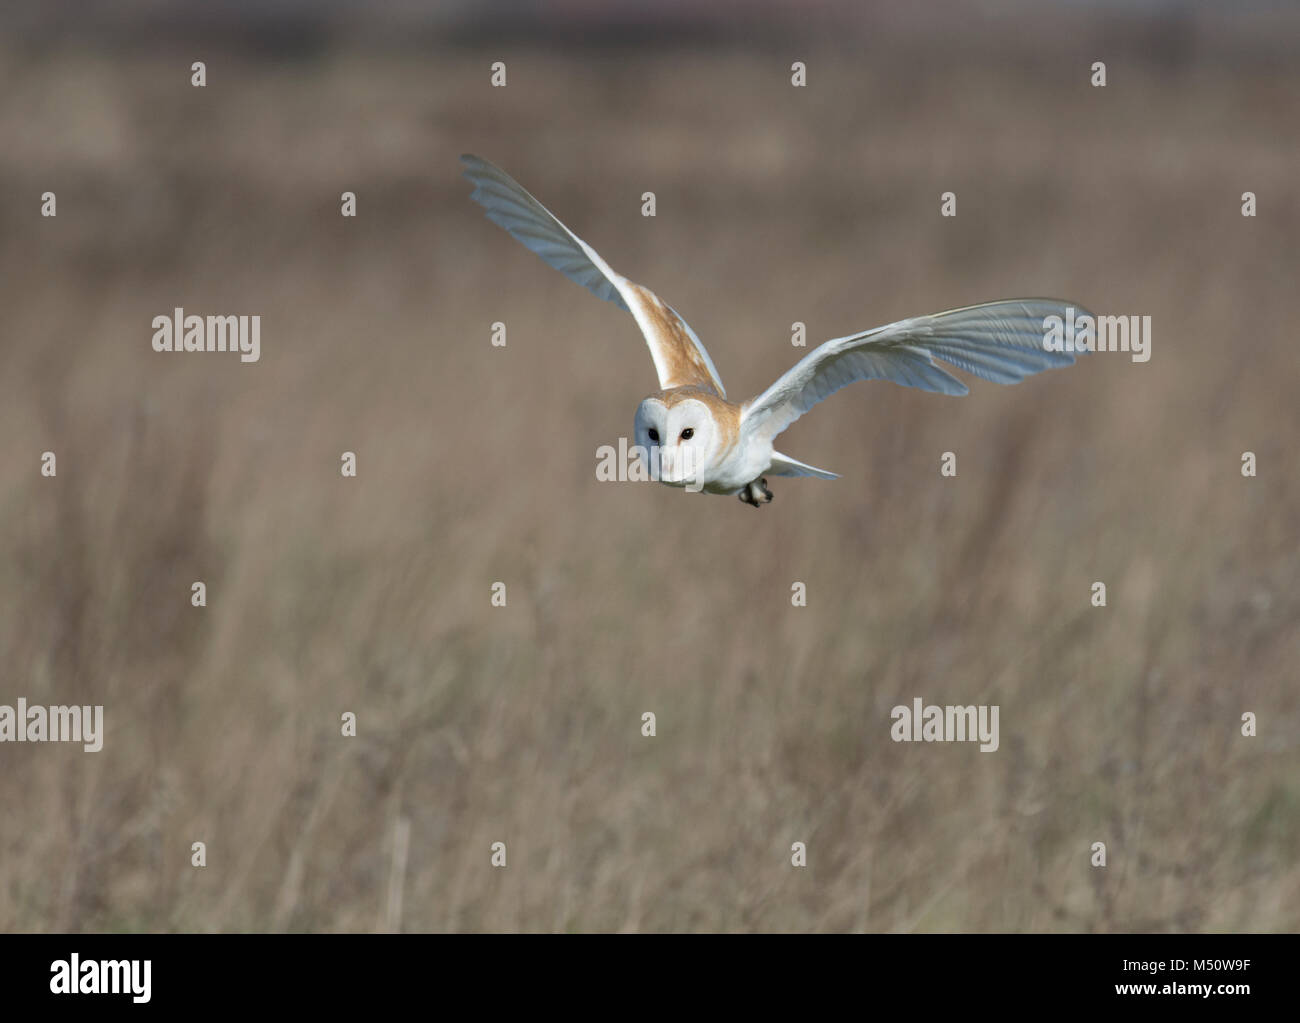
462, 155, 1085, 507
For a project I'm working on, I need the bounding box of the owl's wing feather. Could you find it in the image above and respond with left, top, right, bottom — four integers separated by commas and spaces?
770, 451, 839, 479
741, 299, 1087, 443
461, 154, 726, 397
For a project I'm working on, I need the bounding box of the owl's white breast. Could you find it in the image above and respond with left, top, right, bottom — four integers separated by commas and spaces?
702, 430, 773, 494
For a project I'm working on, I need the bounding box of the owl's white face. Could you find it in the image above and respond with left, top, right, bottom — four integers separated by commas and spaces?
634, 397, 719, 485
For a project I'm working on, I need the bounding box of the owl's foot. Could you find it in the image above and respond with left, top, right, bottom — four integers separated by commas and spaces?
738, 478, 774, 507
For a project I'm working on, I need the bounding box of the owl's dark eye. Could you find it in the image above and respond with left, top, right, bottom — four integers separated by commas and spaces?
680, 428, 694, 440
648, 428, 659, 442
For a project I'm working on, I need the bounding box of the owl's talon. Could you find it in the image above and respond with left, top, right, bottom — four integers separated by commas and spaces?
738, 479, 773, 507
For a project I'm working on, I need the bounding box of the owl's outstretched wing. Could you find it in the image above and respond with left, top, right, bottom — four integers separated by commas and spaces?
461, 154, 726, 398
740, 299, 1087, 444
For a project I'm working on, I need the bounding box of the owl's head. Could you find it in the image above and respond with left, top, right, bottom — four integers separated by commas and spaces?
633, 396, 718, 486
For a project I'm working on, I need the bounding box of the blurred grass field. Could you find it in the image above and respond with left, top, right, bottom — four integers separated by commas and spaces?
0, 33, 1297, 932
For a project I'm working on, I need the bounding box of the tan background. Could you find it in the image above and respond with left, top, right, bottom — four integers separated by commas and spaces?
0, 2, 1296, 931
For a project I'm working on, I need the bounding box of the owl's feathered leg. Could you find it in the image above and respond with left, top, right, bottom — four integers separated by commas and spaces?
738, 478, 774, 507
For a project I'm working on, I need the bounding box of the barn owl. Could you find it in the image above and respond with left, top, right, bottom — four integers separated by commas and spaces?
462, 155, 1086, 507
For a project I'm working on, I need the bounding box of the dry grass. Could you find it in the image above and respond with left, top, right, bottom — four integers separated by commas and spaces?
0, 38, 1297, 932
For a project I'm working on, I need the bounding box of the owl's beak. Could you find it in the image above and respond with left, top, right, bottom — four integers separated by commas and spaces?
659, 453, 681, 483
658, 443, 700, 486
647, 447, 664, 482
